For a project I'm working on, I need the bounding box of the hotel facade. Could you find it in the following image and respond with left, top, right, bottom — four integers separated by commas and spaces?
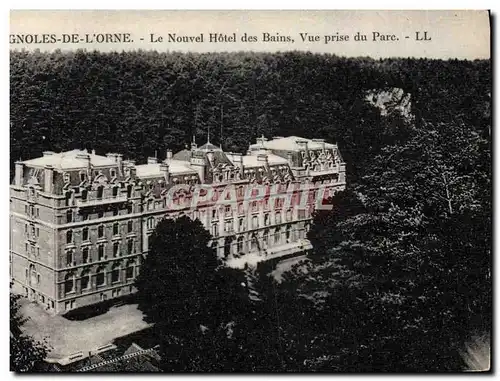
10, 136, 346, 314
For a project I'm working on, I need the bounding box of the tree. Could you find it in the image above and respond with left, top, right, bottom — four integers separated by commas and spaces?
10, 290, 48, 372
134, 216, 251, 371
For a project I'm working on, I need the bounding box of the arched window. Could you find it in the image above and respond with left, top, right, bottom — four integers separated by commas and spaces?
96, 266, 106, 286
126, 260, 135, 280
82, 227, 89, 241
223, 237, 234, 258
66, 230, 73, 244
286, 224, 292, 242
66, 250, 73, 266
98, 225, 104, 238
98, 244, 105, 260
263, 229, 269, 246
275, 211, 282, 225
65, 191, 72, 206
29, 264, 37, 286
81, 270, 90, 290
82, 247, 90, 263
237, 235, 244, 252
111, 263, 121, 283
64, 272, 75, 294
274, 227, 281, 244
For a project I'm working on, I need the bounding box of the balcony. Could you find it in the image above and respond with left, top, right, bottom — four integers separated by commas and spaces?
76, 195, 128, 208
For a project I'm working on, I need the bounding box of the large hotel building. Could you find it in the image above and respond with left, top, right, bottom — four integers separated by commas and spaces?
10, 136, 346, 314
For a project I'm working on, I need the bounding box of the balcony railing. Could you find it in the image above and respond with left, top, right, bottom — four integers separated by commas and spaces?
76, 195, 128, 208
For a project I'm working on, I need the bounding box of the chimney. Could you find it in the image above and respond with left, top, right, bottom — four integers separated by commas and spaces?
14, 161, 23, 186
297, 139, 309, 157
91, 149, 96, 155
232, 153, 244, 174
160, 162, 170, 183
339, 163, 346, 183
147, 157, 158, 164
115, 154, 123, 175
44, 165, 54, 193
166, 150, 173, 160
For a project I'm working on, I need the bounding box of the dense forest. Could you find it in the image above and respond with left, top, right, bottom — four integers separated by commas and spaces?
10, 50, 491, 372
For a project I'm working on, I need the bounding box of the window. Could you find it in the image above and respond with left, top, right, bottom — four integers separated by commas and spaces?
98, 244, 105, 260
147, 217, 154, 230
264, 214, 270, 226
113, 242, 120, 257
263, 229, 269, 246
81, 270, 90, 290
212, 209, 217, 219
64, 273, 74, 294
82, 247, 90, 263
225, 205, 232, 216
80, 172, 86, 183
274, 227, 281, 244
126, 185, 132, 198
252, 201, 258, 212
212, 224, 218, 237
113, 208, 119, 216
112, 186, 118, 197
252, 216, 258, 229
82, 227, 89, 241
66, 250, 73, 266
237, 236, 244, 252
98, 211, 104, 219
126, 262, 134, 279
286, 225, 292, 242
127, 204, 133, 214
111, 169, 116, 178
286, 209, 292, 222
224, 220, 233, 233
97, 186, 104, 199
275, 212, 281, 225
127, 239, 134, 255
111, 264, 120, 283
147, 200, 153, 211
66, 230, 73, 244
66, 210, 73, 223
127, 220, 133, 232
113, 223, 119, 235
239, 218, 244, 231
98, 225, 104, 238
96, 267, 106, 286
148, 235, 153, 250
65, 191, 72, 206
81, 189, 88, 201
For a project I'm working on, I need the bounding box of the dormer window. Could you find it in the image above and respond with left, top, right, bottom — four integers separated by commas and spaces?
97, 186, 104, 199
110, 169, 116, 178
79, 172, 86, 183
